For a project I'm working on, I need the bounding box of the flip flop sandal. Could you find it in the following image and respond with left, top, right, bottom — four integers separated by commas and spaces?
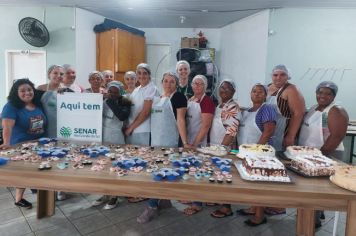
183, 206, 202, 216
127, 197, 148, 203
210, 209, 233, 218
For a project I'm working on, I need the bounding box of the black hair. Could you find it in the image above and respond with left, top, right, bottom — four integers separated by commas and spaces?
8, 78, 42, 108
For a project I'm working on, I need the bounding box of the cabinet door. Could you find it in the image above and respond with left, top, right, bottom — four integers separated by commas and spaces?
116, 29, 132, 72
96, 30, 115, 73
131, 34, 146, 68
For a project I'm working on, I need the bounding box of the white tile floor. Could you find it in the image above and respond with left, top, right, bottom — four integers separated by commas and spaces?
0, 187, 346, 236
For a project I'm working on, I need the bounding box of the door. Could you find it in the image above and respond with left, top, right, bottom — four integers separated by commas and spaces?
5, 50, 46, 95
146, 44, 171, 94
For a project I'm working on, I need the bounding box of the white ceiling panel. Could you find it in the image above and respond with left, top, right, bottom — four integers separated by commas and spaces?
1, 0, 356, 27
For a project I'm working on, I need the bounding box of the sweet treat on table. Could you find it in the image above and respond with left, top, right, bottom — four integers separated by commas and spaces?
238, 144, 275, 158
289, 154, 336, 176
330, 165, 356, 192
240, 155, 290, 182
197, 145, 227, 156
284, 146, 322, 158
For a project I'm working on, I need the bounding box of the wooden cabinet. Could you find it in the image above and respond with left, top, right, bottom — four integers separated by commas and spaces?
96, 29, 145, 83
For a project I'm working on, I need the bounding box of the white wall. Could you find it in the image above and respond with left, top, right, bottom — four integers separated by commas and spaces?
0, 6, 76, 110
267, 8, 356, 119
219, 10, 270, 107
75, 8, 105, 89
141, 28, 221, 72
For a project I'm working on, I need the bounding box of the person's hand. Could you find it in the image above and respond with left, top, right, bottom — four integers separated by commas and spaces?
0, 143, 11, 150
124, 126, 134, 136
184, 143, 195, 149
283, 135, 295, 148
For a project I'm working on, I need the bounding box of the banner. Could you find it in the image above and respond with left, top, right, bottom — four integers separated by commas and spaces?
57, 93, 103, 142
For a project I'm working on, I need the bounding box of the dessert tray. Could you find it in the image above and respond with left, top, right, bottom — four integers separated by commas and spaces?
234, 161, 292, 183
197, 145, 228, 156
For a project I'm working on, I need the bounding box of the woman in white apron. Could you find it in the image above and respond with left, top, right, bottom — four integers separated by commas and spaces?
176, 60, 193, 99
37, 65, 64, 138
137, 72, 189, 224
266, 64, 305, 151
150, 72, 189, 148
84, 71, 105, 94
211, 84, 276, 227
93, 81, 131, 210
186, 75, 215, 147
101, 70, 114, 92
209, 79, 240, 147
123, 71, 137, 97
298, 81, 348, 228
183, 75, 215, 216
299, 81, 348, 159
125, 63, 158, 145
60, 64, 83, 93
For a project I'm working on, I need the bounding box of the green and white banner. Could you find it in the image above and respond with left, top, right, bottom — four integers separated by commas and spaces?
57, 93, 103, 142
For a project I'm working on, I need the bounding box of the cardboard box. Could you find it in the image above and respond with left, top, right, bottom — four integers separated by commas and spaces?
181, 37, 190, 48
190, 38, 199, 48
181, 37, 199, 48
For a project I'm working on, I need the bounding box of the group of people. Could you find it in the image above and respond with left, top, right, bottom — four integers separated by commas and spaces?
0, 61, 349, 228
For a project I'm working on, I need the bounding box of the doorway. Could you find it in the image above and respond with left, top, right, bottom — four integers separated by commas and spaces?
5, 50, 47, 95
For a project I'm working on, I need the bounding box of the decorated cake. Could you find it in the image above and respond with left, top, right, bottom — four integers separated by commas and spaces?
330, 165, 356, 192
197, 145, 227, 156
284, 146, 322, 159
240, 155, 290, 182
289, 154, 336, 176
238, 144, 275, 158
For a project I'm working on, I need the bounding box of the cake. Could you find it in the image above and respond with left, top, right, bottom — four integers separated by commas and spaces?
289, 154, 336, 176
284, 146, 322, 159
240, 155, 290, 182
238, 144, 275, 158
197, 145, 227, 156
330, 165, 356, 192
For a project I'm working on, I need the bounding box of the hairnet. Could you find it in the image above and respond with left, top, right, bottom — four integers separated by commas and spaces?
316, 81, 338, 96
136, 63, 151, 75
107, 81, 125, 95
272, 64, 291, 80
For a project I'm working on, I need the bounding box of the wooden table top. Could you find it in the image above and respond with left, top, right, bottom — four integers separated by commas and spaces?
0, 155, 355, 211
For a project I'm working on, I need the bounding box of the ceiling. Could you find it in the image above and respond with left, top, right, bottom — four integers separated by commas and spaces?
1, 0, 356, 28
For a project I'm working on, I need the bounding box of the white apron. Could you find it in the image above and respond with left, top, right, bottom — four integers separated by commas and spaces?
209, 106, 226, 145
266, 88, 287, 151
298, 103, 343, 151
237, 107, 262, 145
41, 91, 57, 138
128, 87, 151, 134
150, 95, 179, 147
102, 101, 125, 145
186, 96, 207, 146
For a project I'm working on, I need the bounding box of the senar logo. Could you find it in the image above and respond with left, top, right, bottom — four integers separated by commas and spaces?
59, 127, 72, 138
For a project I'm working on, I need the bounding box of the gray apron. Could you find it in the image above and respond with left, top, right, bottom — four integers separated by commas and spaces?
237, 107, 262, 145
41, 91, 57, 138
102, 101, 125, 145
150, 95, 179, 147
266, 88, 287, 151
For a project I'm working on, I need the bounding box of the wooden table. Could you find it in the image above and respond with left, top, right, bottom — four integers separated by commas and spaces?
0, 158, 355, 236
